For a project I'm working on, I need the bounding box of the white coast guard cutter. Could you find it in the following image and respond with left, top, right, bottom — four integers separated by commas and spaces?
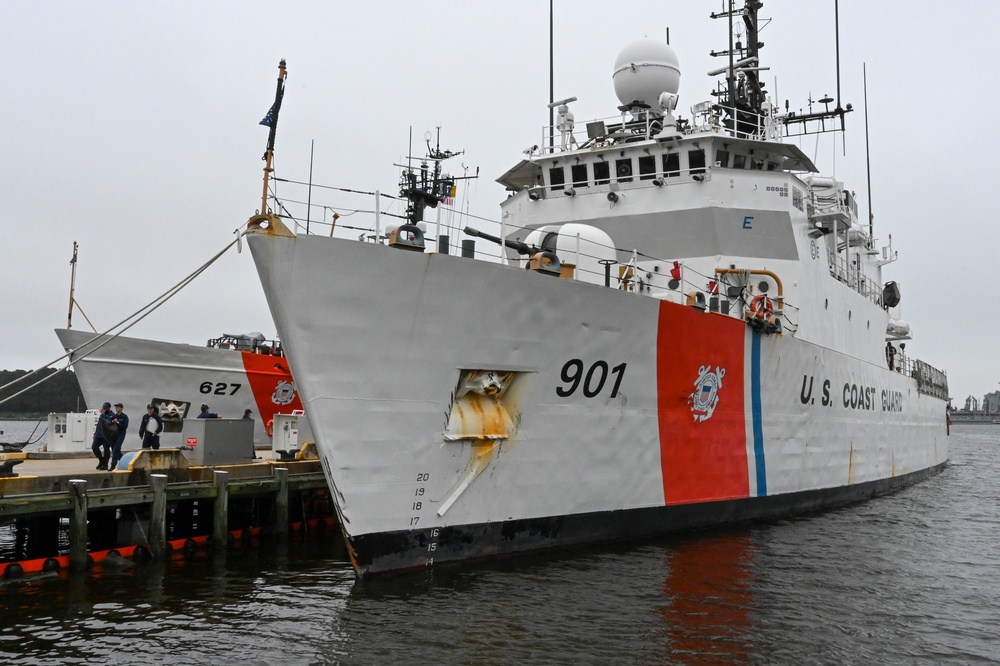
245, 2, 948, 576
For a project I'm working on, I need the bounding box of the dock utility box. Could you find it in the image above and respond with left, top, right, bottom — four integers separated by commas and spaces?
180, 418, 255, 466
271, 411, 312, 460
46, 412, 99, 452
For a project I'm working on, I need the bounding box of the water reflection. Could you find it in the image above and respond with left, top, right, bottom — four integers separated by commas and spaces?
640, 531, 754, 663
0, 427, 997, 664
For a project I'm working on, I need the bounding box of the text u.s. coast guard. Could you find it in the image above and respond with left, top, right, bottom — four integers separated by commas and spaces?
799, 375, 903, 412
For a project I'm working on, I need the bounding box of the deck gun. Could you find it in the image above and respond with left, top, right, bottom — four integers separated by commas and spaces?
463, 226, 539, 256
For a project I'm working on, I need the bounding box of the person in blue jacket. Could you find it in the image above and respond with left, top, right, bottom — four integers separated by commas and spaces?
197, 403, 221, 419
91, 402, 114, 470
139, 404, 164, 449
109, 402, 129, 469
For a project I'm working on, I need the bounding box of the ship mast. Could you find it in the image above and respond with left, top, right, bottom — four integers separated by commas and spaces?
66, 242, 78, 329
259, 59, 288, 214
710, 0, 767, 136
65, 242, 97, 332
710, 0, 851, 138
397, 128, 479, 226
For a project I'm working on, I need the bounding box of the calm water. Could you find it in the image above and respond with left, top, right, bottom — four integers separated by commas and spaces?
0, 421, 997, 665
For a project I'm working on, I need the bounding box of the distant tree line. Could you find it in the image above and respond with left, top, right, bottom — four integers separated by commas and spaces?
0, 369, 86, 418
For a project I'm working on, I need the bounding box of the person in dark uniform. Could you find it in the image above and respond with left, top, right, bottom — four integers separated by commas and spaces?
243, 409, 253, 419
109, 402, 129, 470
886, 341, 896, 370
139, 404, 164, 450
91, 402, 114, 470
197, 403, 221, 419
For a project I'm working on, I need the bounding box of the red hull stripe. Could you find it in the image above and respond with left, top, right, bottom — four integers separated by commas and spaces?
241, 353, 304, 421
656, 302, 750, 505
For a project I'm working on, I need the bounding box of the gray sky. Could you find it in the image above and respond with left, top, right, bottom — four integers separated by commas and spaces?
4, 1, 998, 404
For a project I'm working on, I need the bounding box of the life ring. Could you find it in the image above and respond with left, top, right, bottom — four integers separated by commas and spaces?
749, 295, 773, 319
265, 419, 274, 437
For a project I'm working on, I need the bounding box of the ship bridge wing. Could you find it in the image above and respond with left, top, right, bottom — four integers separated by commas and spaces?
734, 138, 818, 173
497, 159, 538, 191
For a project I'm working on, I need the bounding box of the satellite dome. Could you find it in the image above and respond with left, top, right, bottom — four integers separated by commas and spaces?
612, 39, 681, 110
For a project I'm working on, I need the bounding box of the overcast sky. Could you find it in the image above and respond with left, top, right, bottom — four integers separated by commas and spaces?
4, 1, 998, 404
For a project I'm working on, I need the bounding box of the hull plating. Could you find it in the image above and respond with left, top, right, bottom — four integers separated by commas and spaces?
247, 234, 948, 575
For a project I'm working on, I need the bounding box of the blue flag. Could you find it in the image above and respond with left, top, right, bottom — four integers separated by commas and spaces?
259, 105, 276, 128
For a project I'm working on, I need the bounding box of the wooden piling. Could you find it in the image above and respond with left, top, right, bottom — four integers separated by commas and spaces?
68, 479, 88, 571
213, 470, 229, 545
274, 467, 288, 537
149, 474, 167, 556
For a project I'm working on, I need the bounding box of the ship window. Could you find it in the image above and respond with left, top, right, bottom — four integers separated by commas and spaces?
662, 152, 680, 177
767, 162, 778, 171
571, 164, 588, 187
715, 150, 730, 168
594, 160, 610, 185
688, 149, 706, 175
638, 155, 656, 180
615, 158, 633, 182
733, 154, 747, 169
549, 166, 566, 190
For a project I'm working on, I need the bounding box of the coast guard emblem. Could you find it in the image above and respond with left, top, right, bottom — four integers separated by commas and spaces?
690, 365, 725, 422
272, 381, 297, 405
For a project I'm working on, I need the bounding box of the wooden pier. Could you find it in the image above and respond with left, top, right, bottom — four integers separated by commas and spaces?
0, 448, 335, 577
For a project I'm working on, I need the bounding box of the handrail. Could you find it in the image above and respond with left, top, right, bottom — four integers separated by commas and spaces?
714, 267, 784, 313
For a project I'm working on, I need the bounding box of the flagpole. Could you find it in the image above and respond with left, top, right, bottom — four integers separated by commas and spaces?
260, 59, 288, 214
67, 241, 78, 329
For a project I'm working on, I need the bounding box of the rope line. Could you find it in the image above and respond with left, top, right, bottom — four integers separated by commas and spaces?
0, 236, 241, 406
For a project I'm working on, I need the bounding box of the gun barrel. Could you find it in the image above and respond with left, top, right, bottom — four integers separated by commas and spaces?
463, 226, 532, 255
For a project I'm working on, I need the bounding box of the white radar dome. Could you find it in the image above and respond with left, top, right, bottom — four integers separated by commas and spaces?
612, 38, 680, 110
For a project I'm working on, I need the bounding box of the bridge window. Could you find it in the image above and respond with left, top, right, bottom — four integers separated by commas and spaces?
571, 164, 588, 187
638, 155, 656, 180
594, 160, 610, 185
689, 149, 706, 175
549, 165, 565, 191
733, 154, 747, 169
615, 158, 633, 182
662, 152, 680, 177
715, 150, 730, 168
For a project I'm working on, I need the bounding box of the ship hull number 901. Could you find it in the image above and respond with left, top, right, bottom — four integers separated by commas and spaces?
557, 360, 626, 398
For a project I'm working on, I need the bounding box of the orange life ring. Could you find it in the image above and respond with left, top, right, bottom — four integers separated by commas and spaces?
749, 295, 773, 319
265, 419, 274, 437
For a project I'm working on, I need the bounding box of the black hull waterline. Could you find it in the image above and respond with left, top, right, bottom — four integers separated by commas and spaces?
349, 462, 948, 577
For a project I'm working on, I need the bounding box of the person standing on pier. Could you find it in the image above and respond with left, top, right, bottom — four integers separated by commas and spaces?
139, 404, 164, 450
92, 402, 114, 470
109, 402, 129, 470
197, 403, 221, 419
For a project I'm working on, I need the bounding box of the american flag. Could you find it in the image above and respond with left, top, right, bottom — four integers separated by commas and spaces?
259, 104, 276, 128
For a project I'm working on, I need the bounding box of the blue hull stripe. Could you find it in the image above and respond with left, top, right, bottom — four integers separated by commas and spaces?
751, 331, 767, 496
